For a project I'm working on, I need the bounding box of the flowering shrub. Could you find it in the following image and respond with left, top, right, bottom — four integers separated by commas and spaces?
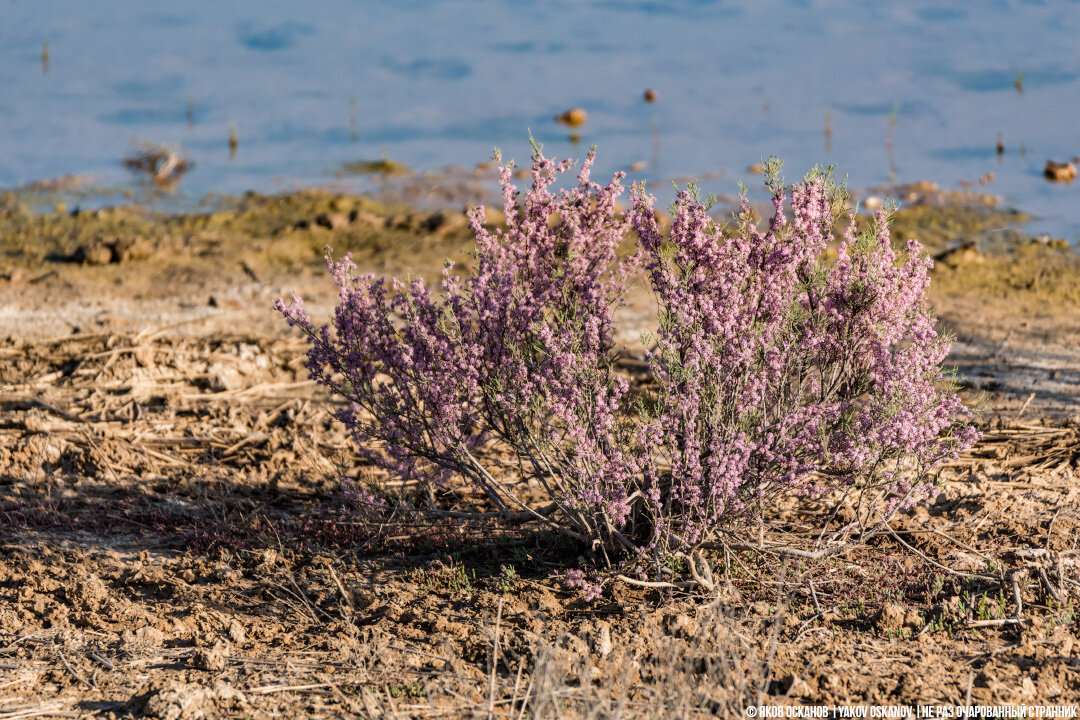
277, 148, 643, 563
630, 164, 978, 560
277, 148, 978, 579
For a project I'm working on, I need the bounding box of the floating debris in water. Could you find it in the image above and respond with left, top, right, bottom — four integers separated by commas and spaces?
1044, 161, 1077, 183
1014, 71, 1024, 96
996, 133, 1004, 156
122, 141, 192, 186
555, 108, 587, 128
824, 110, 833, 155
628, 161, 648, 172
41, 41, 49, 75
228, 123, 238, 159
643, 89, 657, 103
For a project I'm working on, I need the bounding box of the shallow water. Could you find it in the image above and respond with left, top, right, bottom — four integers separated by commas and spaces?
2, 0, 1079, 239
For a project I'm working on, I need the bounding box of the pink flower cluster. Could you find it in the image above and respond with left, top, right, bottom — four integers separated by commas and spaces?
277, 149, 979, 570
629, 165, 978, 556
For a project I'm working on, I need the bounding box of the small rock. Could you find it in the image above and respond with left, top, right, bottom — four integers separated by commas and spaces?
935, 241, 983, 268
385, 213, 420, 231
207, 363, 244, 392
941, 595, 967, 623
423, 210, 469, 236
314, 212, 349, 230
778, 673, 813, 698
818, 673, 842, 693
0, 268, 26, 283
555, 108, 588, 128
191, 640, 230, 672
643, 88, 658, 103
257, 549, 281, 569
873, 602, 907, 633
110, 235, 149, 262
71, 235, 148, 264
74, 241, 114, 266
1044, 161, 1077, 183
590, 621, 613, 658
123, 625, 166, 647
227, 620, 245, 644
135, 346, 156, 368
664, 613, 699, 639
348, 209, 383, 228
212, 565, 240, 583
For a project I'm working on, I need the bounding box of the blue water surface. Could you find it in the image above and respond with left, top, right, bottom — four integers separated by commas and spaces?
1, 0, 1078, 238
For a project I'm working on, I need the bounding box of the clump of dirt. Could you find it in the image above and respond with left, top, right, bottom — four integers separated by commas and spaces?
190, 641, 230, 672
142, 682, 247, 720
67, 575, 110, 613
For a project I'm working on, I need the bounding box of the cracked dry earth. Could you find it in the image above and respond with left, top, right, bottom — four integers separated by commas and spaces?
2, 195, 1080, 718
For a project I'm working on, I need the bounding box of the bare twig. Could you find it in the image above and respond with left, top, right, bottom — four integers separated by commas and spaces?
248, 682, 336, 695
882, 522, 999, 583
808, 579, 822, 615
1037, 566, 1064, 605
326, 564, 355, 614
963, 670, 974, 714
616, 575, 696, 589
488, 595, 504, 719
964, 618, 1025, 628
1010, 572, 1023, 619
1010, 393, 1036, 423
56, 647, 93, 689
88, 651, 114, 671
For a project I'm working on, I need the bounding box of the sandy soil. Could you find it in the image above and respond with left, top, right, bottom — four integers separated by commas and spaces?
2, 190, 1079, 718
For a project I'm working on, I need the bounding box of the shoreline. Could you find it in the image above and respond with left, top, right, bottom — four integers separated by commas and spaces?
2, 181, 1079, 419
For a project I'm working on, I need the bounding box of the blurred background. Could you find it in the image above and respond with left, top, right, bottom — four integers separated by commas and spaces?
2, 0, 1078, 240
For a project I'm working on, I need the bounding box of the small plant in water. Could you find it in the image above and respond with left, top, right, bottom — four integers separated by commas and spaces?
277, 144, 979, 584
